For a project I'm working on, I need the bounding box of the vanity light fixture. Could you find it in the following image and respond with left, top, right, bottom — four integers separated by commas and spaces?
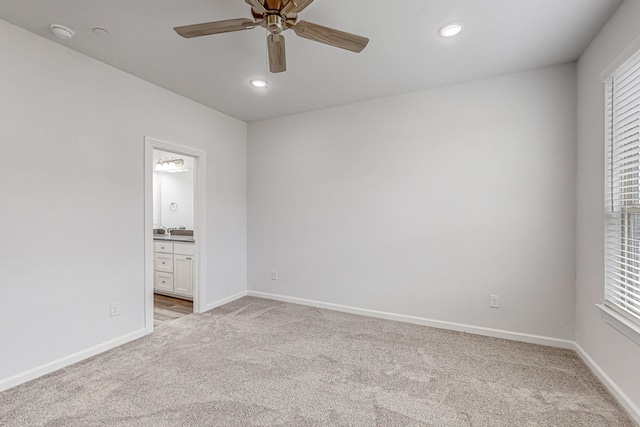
155, 158, 188, 173
438, 22, 464, 38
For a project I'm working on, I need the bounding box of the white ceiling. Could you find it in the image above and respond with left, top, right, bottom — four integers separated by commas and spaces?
0, 0, 623, 122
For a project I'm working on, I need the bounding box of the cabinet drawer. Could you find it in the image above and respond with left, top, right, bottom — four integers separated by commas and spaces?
154, 242, 174, 254
174, 243, 195, 256
154, 272, 174, 293
154, 253, 174, 273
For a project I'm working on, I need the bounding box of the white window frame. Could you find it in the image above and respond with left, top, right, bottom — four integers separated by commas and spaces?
601, 46, 640, 345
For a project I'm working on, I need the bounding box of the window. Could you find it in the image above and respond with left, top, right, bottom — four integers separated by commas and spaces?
605, 48, 640, 326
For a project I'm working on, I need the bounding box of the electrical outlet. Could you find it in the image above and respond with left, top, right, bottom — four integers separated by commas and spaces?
271, 270, 278, 280
490, 295, 500, 308
110, 302, 121, 317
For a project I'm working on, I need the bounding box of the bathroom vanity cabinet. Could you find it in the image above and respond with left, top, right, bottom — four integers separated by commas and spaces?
153, 241, 194, 300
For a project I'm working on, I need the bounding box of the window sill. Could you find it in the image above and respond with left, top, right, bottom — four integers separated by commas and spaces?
596, 304, 640, 347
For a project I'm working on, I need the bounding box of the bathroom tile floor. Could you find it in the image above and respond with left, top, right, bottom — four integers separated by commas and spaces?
153, 294, 192, 326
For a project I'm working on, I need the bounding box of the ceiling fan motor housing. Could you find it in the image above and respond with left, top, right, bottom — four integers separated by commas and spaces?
266, 14, 284, 34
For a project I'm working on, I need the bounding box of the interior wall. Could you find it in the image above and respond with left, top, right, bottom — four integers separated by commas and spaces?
0, 19, 247, 384
248, 64, 577, 340
576, 0, 640, 411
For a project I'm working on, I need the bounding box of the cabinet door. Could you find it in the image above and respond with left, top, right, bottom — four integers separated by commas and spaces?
174, 254, 193, 296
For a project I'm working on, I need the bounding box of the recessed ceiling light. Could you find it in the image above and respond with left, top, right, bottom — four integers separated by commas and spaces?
93, 28, 109, 36
438, 22, 463, 38
50, 24, 75, 40
250, 79, 268, 88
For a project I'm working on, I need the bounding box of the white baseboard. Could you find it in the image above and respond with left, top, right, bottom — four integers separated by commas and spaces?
0, 328, 148, 392
573, 342, 640, 425
204, 290, 248, 312
246, 291, 575, 349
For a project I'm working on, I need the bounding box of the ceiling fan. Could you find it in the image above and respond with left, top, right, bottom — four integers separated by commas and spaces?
174, 0, 369, 73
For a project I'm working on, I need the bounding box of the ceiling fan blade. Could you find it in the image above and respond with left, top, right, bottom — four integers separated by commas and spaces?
268, 33, 287, 73
174, 18, 256, 38
245, 0, 268, 14
291, 20, 368, 52
281, 0, 313, 15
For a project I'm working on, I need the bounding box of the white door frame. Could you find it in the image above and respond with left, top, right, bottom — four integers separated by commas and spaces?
144, 136, 207, 334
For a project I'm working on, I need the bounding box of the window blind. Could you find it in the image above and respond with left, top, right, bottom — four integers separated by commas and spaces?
605, 48, 640, 324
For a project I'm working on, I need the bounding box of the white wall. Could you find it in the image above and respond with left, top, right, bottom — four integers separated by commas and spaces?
0, 19, 247, 384
248, 64, 577, 340
576, 0, 640, 412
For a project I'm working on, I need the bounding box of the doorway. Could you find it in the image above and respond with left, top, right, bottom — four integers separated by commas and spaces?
144, 137, 207, 333
152, 148, 195, 325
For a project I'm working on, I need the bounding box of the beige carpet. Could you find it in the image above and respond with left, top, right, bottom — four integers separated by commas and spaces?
0, 297, 635, 426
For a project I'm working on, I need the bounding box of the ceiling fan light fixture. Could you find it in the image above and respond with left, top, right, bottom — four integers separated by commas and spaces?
250, 79, 268, 88
438, 22, 463, 38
